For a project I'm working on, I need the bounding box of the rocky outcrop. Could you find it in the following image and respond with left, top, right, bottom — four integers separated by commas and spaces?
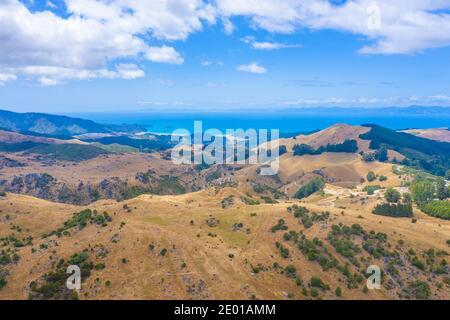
0, 170, 192, 205
0, 155, 26, 169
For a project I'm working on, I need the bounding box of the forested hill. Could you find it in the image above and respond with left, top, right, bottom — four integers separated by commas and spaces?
360, 124, 450, 176
0, 109, 145, 136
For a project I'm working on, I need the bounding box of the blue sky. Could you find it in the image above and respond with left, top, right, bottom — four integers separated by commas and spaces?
1, 0, 450, 113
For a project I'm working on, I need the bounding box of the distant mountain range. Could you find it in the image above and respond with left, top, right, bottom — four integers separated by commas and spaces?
0, 109, 146, 136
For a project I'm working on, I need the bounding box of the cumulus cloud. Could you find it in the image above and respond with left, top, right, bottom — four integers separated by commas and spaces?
16, 64, 144, 86
0, 73, 17, 85
2, 0, 450, 86
241, 36, 301, 50
217, 0, 450, 54
236, 62, 267, 74
115, 64, 146, 80
0, 0, 211, 84
145, 46, 184, 65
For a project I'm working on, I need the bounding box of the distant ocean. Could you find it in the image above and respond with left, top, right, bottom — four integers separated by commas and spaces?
72, 110, 450, 135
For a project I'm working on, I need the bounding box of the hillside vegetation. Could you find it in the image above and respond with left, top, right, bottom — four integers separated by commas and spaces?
25, 144, 108, 161
360, 125, 450, 176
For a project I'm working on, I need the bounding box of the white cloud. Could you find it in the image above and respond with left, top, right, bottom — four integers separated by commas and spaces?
0, 73, 17, 85
241, 36, 301, 50
46, 1, 57, 9
222, 17, 235, 34
2, 0, 450, 86
145, 46, 184, 65
10, 64, 145, 85
236, 62, 267, 74
217, 0, 450, 54
115, 64, 145, 80
0, 0, 210, 84
39, 77, 60, 86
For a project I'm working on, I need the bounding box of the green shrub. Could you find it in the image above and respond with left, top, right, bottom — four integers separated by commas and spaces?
0, 252, 11, 265
261, 196, 278, 204
275, 242, 290, 259
94, 263, 106, 270
271, 219, 288, 233
363, 185, 382, 195
68, 252, 89, 266
367, 171, 376, 182
29, 251, 93, 300
411, 257, 425, 270
241, 196, 260, 206
0, 276, 6, 289
310, 276, 328, 291
408, 280, 430, 300
385, 188, 401, 203
294, 177, 325, 199
284, 265, 297, 278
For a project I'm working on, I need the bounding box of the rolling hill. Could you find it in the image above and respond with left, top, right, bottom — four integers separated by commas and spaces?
0, 109, 145, 136
0, 120, 449, 300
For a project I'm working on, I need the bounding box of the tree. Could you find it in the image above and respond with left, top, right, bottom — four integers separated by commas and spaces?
411, 181, 435, 204
376, 146, 388, 162
403, 193, 412, 204
279, 145, 287, 156
373, 203, 413, 218
294, 177, 325, 199
293, 144, 317, 156
436, 179, 449, 200
385, 188, 401, 203
420, 201, 450, 220
362, 152, 375, 162
367, 171, 376, 182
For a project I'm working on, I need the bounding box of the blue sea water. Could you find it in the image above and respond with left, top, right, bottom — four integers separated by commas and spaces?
72, 111, 450, 135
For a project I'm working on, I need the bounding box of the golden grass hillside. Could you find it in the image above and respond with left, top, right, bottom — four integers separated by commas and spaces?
1, 185, 449, 300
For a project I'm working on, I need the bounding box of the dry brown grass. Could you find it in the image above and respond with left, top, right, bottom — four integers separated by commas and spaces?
0, 185, 449, 300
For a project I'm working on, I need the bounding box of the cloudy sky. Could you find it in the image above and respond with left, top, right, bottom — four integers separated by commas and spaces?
1, 0, 450, 112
